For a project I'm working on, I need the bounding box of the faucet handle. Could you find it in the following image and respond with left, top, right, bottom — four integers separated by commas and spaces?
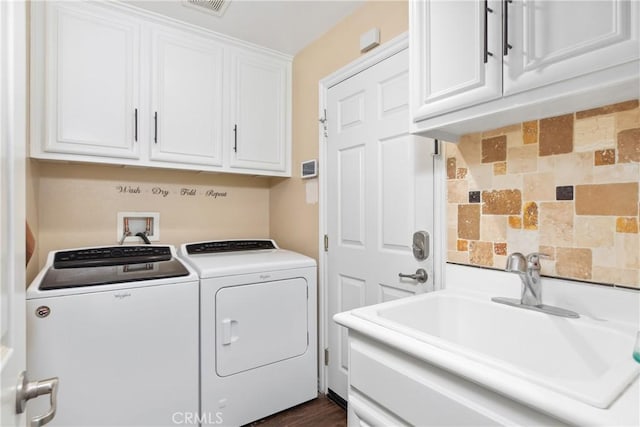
526, 252, 551, 268
527, 252, 551, 260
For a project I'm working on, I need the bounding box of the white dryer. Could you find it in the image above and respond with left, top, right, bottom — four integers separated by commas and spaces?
179, 240, 317, 426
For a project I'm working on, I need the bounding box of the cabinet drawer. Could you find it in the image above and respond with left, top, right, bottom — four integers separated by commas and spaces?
348, 391, 408, 427
349, 334, 564, 426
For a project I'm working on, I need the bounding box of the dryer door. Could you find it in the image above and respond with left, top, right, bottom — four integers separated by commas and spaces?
215, 278, 308, 376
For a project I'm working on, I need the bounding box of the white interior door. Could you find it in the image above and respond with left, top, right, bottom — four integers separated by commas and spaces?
326, 48, 435, 400
1, 1, 27, 425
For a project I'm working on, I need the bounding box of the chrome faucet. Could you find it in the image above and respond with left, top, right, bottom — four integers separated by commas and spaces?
505, 252, 544, 306
492, 252, 580, 318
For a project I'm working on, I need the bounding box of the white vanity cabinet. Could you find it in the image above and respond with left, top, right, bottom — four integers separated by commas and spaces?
149, 26, 225, 167
347, 333, 565, 427
33, 2, 141, 159
410, 0, 640, 140
228, 49, 290, 174
31, 1, 292, 177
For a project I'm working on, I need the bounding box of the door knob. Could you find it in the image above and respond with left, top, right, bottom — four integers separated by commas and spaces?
398, 268, 428, 283
15, 371, 59, 427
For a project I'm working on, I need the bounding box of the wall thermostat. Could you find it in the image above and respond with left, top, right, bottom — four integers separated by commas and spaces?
301, 160, 317, 179
360, 28, 380, 53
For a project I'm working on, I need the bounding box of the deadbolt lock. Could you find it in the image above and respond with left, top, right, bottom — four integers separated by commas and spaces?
412, 231, 429, 261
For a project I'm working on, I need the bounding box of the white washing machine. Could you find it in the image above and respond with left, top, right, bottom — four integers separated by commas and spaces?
26, 245, 200, 426
179, 239, 317, 426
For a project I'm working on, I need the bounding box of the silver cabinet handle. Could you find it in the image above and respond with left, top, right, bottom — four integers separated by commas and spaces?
15, 371, 59, 427
398, 268, 428, 283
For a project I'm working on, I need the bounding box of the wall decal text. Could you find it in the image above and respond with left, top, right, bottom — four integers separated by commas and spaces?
115, 185, 230, 200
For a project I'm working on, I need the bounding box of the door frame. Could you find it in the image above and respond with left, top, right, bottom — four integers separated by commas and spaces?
1, 0, 28, 425
317, 32, 447, 394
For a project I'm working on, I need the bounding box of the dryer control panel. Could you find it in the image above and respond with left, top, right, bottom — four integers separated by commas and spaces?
186, 240, 277, 255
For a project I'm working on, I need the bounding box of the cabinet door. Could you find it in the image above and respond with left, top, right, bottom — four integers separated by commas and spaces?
505, 0, 640, 95
43, 2, 140, 159
410, 0, 502, 122
229, 50, 290, 174
150, 27, 224, 166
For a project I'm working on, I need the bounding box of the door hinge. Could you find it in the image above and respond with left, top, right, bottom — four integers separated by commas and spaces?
324, 234, 329, 252
319, 109, 328, 138
324, 348, 329, 366
433, 139, 441, 157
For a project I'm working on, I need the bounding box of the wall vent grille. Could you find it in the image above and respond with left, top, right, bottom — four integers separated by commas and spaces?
183, 0, 231, 17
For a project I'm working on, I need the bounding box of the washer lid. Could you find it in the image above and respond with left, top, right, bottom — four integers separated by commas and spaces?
39, 259, 190, 290
37, 246, 191, 291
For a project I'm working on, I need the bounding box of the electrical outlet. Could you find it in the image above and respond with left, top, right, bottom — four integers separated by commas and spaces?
117, 212, 160, 244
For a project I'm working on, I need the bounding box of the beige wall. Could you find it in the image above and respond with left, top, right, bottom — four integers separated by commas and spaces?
31, 162, 270, 277
26, 160, 40, 283
270, 0, 408, 260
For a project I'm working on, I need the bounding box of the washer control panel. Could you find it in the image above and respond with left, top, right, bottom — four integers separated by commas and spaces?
53, 246, 172, 268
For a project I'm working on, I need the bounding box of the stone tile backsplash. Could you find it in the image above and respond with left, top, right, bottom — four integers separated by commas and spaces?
445, 100, 640, 288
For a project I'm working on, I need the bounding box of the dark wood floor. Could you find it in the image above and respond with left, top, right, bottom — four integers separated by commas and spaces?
246, 395, 347, 427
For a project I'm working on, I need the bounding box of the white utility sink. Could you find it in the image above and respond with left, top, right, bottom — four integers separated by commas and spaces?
351, 289, 640, 409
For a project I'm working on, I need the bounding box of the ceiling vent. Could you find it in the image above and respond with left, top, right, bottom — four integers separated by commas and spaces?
182, 0, 231, 17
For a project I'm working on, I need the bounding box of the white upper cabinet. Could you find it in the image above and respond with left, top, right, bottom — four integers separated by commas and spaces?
150, 27, 224, 167
411, 0, 502, 121
36, 2, 141, 159
504, 0, 639, 95
410, 0, 640, 140
31, 1, 292, 177
229, 50, 290, 173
